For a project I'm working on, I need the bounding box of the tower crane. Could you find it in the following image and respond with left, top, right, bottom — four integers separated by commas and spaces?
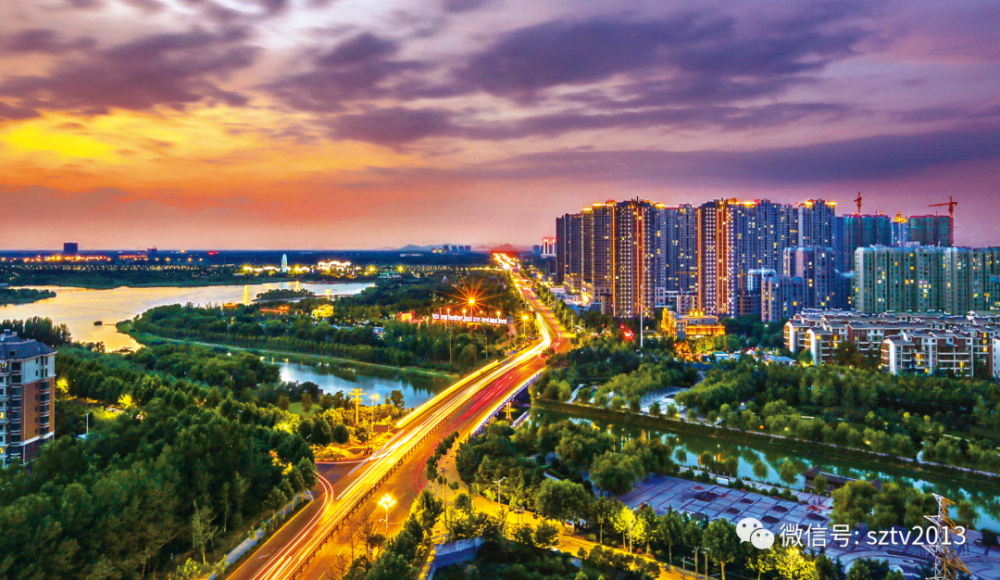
929, 196, 958, 245
929, 196, 958, 220
854, 192, 863, 214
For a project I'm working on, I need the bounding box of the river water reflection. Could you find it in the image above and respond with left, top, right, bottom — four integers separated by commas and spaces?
531, 408, 1000, 531
0, 281, 372, 351
276, 361, 445, 409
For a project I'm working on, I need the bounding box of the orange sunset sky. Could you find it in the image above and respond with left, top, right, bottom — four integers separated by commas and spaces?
2, 0, 999, 249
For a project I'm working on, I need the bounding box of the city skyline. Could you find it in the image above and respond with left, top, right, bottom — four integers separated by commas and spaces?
2, 0, 999, 249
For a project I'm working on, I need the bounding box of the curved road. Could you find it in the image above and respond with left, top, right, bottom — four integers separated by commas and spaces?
227, 264, 567, 580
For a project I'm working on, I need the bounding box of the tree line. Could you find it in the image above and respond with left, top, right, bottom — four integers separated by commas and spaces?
676, 359, 1000, 472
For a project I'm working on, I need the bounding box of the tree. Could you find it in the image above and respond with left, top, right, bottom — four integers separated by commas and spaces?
685, 519, 704, 577
191, 502, 217, 565
813, 473, 828, 496
957, 500, 977, 528
703, 520, 740, 580
332, 423, 350, 448
534, 521, 560, 549
319, 394, 335, 411
778, 460, 799, 486
365, 552, 414, 580
592, 497, 618, 544
535, 479, 591, 527
656, 510, 684, 565
747, 550, 775, 580
773, 545, 814, 580
389, 390, 405, 410
612, 505, 637, 552
301, 393, 313, 414
831, 480, 880, 528
590, 452, 646, 495
277, 394, 291, 411
649, 402, 662, 417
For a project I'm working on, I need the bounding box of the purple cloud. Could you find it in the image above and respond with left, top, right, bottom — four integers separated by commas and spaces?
0, 28, 257, 115
0, 29, 96, 54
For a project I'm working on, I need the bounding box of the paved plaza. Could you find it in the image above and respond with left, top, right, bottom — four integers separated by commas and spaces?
620, 474, 1000, 580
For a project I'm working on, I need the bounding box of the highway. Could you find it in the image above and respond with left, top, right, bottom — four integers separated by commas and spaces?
227, 262, 567, 580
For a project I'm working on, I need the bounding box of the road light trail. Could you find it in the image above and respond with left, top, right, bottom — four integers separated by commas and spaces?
230, 260, 561, 580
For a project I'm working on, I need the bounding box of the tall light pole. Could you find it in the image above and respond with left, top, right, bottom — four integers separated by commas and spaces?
85, 412, 90, 436
494, 477, 506, 506
350, 388, 365, 425
378, 494, 396, 533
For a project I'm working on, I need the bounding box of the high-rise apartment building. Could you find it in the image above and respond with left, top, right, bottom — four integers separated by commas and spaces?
853, 246, 1000, 314
841, 214, 892, 265
610, 199, 662, 318
0, 330, 56, 467
761, 246, 847, 322
555, 213, 583, 286
697, 199, 797, 317
797, 199, 837, 248
907, 214, 953, 247
556, 200, 661, 317
891, 213, 909, 246
661, 204, 699, 295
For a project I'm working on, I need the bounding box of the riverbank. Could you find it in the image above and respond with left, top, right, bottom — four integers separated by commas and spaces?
534, 399, 1000, 488
120, 320, 459, 380
0, 287, 56, 304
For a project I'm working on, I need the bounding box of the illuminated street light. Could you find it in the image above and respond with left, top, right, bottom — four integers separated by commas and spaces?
378, 494, 396, 532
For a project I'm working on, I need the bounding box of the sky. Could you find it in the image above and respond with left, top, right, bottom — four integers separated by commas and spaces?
1, 0, 998, 249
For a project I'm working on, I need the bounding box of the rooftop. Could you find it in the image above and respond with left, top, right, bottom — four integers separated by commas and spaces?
0, 330, 56, 359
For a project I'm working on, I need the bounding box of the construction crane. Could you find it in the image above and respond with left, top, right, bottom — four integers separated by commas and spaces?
929, 196, 958, 245
930, 195, 958, 220
854, 192, 863, 215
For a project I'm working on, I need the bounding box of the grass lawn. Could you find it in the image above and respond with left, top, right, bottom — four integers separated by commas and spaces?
287, 402, 321, 417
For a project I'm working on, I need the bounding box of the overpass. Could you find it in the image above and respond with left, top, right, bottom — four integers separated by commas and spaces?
227, 264, 567, 580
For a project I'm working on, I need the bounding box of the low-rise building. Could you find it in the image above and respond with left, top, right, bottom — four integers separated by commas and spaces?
662, 310, 726, 340
787, 311, 1000, 376
0, 330, 57, 467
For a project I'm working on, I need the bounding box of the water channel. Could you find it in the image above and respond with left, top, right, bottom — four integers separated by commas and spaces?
530, 408, 1000, 531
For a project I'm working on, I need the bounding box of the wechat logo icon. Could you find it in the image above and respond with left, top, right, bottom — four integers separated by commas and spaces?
736, 518, 775, 550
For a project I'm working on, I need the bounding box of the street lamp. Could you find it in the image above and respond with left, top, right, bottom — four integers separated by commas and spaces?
378, 494, 396, 533
84, 412, 90, 436
494, 477, 506, 506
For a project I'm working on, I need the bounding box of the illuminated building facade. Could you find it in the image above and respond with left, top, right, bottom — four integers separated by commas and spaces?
854, 246, 1000, 314
697, 199, 798, 317
787, 311, 1000, 376
797, 199, 837, 248
555, 213, 583, 287
541, 237, 556, 258
661, 204, 699, 296
891, 213, 909, 246
0, 330, 56, 467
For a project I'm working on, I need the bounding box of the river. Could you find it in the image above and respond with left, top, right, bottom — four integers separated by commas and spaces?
0, 281, 372, 351
276, 360, 444, 409
530, 408, 1000, 531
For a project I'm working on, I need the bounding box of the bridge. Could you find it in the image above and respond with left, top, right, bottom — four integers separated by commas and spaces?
226, 264, 568, 580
